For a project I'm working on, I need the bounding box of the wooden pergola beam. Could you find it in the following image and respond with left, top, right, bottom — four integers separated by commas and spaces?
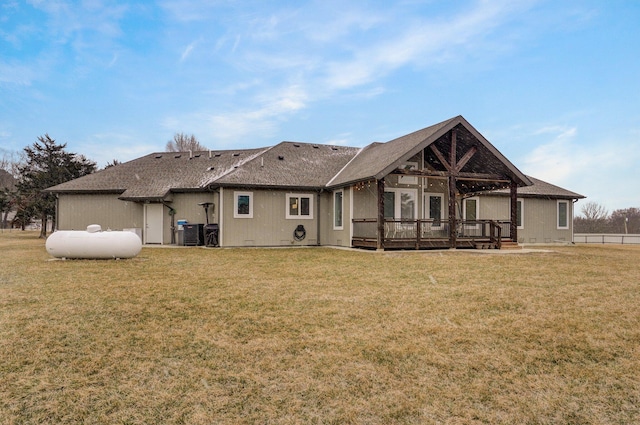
390, 169, 508, 182
429, 145, 451, 172
454, 146, 477, 173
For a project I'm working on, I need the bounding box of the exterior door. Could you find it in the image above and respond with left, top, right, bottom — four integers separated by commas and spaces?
384, 189, 416, 220
144, 203, 164, 244
424, 193, 444, 228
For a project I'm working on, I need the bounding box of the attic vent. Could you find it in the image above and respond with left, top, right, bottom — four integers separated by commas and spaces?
155, 154, 162, 159
278, 155, 284, 160
312, 145, 319, 149
293, 143, 300, 147
233, 153, 240, 157
194, 153, 201, 158
174, 154, 181, 158
331, 147, 338, 150
214, 153, 221, 157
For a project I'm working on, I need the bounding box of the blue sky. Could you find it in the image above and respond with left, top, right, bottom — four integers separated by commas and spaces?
1, 0, 639, 212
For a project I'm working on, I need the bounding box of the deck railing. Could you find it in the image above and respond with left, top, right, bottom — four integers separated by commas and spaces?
352, 218, 511, 248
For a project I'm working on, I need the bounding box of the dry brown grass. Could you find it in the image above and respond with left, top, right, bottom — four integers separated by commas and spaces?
1, 231, 639, 424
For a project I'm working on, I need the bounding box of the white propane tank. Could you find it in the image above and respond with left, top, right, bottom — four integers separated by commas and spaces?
46, 225, 142, 259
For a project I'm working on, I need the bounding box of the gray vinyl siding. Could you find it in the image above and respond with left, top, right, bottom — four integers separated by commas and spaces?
519, 197, 574, 244
352, 182, 378, 219
171, 193, 218, 226
221, 189, 319, 247
319, 188, 352, 247
166, 192, 218, 244
478, 196, 511, 221
57, 194, 143, 231
479, 195, 575, 244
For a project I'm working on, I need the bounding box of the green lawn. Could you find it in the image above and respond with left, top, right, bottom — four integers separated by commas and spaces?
1, 231, 639, 424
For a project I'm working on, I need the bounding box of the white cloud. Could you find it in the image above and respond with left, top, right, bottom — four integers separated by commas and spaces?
180, 39, 199, 62
159, 0, 231, 23
519, 123, 640, 210
79, 132, 158, 166
163, 84, 309, 146
322, 0, 533, 90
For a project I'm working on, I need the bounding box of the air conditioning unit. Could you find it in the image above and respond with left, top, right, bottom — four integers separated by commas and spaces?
183, 224, 204, 246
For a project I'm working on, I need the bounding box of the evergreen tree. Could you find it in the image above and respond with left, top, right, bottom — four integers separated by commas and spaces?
16, 134, 96, 237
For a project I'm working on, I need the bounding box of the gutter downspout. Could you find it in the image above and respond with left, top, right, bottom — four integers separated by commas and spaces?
316, 189, 322, 246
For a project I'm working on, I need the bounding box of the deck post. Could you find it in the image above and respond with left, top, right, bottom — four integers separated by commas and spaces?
377, 179, 385, 250
448, 129, 458, 248
448, 176, 457, 248
510, 180, 518, 243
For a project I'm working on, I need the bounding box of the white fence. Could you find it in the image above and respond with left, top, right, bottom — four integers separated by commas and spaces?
574, 233, 640, 245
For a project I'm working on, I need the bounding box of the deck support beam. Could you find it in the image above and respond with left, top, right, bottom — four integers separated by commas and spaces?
377, 179, 385, 250
448, 129, 458, 248
510, 180, 518, 243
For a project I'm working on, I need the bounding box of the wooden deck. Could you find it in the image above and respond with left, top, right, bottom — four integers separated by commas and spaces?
351, 219, 513, 250
351, 237, 504, 250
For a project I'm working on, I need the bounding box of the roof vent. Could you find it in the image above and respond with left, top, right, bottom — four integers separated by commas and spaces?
155, 154, 162, 159
293, 143, 300, 147
233, 153, 240, 157
214, 153, 221, 157
312, 145, 319, 149
278, 155, 284, 160
331, 146, 338, 150
174, 154, 181, 158
207, 166, 214, 171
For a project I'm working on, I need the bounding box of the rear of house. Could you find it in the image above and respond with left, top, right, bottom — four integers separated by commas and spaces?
47, 116, 584, 249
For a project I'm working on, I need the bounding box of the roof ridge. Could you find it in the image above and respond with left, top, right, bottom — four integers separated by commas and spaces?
203, 146, 274, 186
325, 145, 366, 187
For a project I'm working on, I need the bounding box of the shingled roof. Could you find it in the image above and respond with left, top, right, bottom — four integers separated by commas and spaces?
46, 148, 267, 201
327, 116, 532, 191
486, 175, 585, 199
48, 116, 569, 200
328, 117, 458, 187
215, 142, 360, 189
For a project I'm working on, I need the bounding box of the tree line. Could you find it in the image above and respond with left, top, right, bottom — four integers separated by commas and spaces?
574, 201, 640, 234
0, 133, 205, 237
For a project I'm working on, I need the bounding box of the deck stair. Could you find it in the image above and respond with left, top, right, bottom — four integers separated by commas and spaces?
473, 241, 499, 249
499, 240, 520, 250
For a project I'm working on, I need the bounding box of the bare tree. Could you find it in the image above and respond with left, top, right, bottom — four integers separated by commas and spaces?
580, 201, 608, 221
104, 159, 122, 169
165, 133, 207, 152
0, 151, 22, 229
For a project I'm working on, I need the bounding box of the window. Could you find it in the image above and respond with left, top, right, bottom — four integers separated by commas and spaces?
286, 194, 313, 219
463, 197, 478, 222
463, 197, 479, 229
334, 190, 343, 229
516, 199, 524, 229
423, 193, 444, 227
384, 189, 417, 220
397, 161, 418, 185
557, 200, 569, 229
234, 191, 253, 218
384, 191, 395, 219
